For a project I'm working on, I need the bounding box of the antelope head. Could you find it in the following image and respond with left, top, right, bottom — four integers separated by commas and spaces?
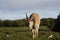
25, 13, 33, 29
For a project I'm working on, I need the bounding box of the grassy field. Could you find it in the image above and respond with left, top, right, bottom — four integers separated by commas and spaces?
0, 26, 60, 40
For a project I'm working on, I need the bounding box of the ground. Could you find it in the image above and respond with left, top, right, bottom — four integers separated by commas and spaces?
0, 26, 60, 40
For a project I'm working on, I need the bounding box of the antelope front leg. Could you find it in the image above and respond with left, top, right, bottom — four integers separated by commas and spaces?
36, 30, 38, 38
35, 26, 39, 38
32, 29, 36, 39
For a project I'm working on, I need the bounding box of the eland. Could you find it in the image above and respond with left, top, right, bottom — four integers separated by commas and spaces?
26, 13, 40, 39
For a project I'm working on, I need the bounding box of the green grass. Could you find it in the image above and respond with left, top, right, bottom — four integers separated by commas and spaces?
0, 26, 60, 40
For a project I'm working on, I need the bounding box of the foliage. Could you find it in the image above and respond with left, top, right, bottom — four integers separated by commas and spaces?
0, 19, 26, 27
0, 27, 60, 40
40, 18, 55, 29
0, 18, 55, 28
0, 20, 2, 27
52, 14, 60, 32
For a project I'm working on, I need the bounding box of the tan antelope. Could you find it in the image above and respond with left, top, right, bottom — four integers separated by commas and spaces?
26, 13, 40, 39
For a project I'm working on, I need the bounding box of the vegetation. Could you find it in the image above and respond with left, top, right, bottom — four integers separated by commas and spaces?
0, 19, 26, 27
0, 18, 55, 28
52, 14, 60, 32
0, 26, 60, 40
41, 18, 55, 29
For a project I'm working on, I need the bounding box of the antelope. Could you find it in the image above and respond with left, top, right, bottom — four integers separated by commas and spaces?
26, 13, 40, 39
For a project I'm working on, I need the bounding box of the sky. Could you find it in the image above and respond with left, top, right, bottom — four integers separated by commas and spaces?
0, 0, 60, 20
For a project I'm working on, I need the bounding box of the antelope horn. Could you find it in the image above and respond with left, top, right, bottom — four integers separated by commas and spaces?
26, 13, 28, 19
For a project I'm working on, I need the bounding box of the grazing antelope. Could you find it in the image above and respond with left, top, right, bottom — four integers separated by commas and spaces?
26, 13, 40, 39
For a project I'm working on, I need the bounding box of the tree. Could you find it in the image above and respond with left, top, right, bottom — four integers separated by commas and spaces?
47, 18, 54, 29
2, 20, 12, 27
52, 14, 60, 32
0, 20, 2, 27
40, 18, 48, 26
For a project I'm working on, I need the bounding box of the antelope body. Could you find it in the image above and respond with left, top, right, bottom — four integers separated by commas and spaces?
26, 13, 40, 39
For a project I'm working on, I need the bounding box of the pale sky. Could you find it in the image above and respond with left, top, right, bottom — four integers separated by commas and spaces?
0, 0, 60, 20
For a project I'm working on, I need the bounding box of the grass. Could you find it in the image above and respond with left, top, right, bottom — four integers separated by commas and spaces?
0, 26, 60, 40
